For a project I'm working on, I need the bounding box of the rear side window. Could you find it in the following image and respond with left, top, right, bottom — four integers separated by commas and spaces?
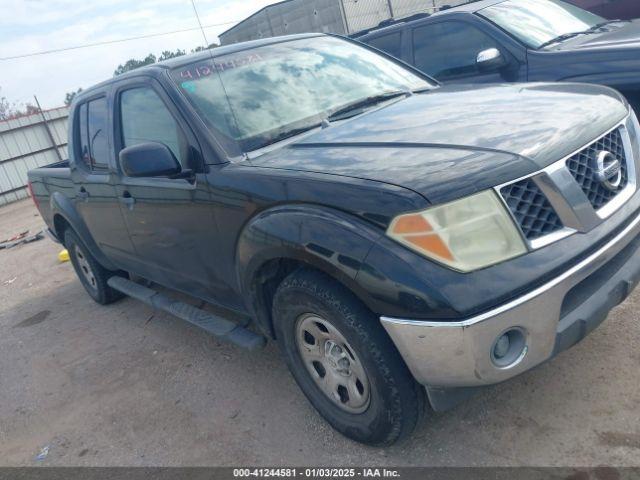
119, 87, 186, 165
412, 21, 498, 80
77, 103, 90, 169
87, 99, 110, 170
366, 32, 403, 59
76, 97, 110, 171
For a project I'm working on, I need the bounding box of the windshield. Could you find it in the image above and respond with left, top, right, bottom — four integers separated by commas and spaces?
479, 0, 606, 49
171, 36, 432, 154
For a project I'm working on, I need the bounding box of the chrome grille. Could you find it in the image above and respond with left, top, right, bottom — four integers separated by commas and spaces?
566, 128, 628, 210
496, 118, 637, 249
500, 178, 564, 241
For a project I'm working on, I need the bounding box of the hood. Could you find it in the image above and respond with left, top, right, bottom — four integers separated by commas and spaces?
248, 82, 628, 204
557, 20, 640, 51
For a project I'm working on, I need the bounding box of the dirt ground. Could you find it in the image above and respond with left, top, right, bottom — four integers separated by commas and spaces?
0, 198, 639, 467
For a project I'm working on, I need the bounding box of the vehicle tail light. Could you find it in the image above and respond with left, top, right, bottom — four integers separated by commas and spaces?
27, 180, 40, 212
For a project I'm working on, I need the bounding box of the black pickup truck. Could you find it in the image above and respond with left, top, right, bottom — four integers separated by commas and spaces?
28, 33, 640, 446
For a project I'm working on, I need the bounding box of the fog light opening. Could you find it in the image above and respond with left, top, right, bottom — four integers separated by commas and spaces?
491, 328, 527, 368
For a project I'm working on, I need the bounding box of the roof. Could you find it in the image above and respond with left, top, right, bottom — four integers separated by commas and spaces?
76, 33, 324, 99
431, 0, 506, 14
355, 0, 505, 39
351, 13, 431, 39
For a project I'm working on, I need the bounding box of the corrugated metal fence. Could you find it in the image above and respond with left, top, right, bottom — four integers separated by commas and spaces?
219, 0, 469, 44
0, 107, 69, 206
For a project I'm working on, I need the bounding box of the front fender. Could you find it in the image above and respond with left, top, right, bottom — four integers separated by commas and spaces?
237, 204, 384, 314
50, 191, 118, 271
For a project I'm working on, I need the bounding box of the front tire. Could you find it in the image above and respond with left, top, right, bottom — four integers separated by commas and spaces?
65, 229, 125, 305
272, 268, 425, 446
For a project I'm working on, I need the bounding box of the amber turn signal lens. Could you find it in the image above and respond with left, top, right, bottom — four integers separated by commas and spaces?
389, 214, 454, 260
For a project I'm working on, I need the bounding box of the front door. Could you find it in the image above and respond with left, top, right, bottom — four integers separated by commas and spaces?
410, 20, 523, 84
112, 80, 229, 303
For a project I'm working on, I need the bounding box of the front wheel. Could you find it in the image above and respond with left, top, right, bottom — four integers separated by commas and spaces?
272, 268, 425, 446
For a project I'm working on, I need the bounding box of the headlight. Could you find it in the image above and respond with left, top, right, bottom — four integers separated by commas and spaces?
387, 190, 527, 272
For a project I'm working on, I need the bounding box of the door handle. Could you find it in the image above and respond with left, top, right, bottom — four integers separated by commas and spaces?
77, 187, 89, 200
120, 191, 135, 210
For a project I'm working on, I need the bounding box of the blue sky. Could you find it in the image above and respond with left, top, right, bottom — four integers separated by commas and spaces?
0, 0, 274, 109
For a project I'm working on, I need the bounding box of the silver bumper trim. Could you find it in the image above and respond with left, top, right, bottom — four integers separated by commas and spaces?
381, 208, 640, 387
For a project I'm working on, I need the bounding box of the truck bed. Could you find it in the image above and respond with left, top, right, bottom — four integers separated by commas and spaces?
27, 160, 73, 233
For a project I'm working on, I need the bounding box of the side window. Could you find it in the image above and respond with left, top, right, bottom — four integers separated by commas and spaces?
367, 32, 403, 59
120, 87, 185, 165
76, 98, 109, 171
412, 21, 498, 80
77, 103, 91, 169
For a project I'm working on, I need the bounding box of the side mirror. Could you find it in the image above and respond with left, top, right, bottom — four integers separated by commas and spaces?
476, 48, 507, 71
119, 142, 181, 178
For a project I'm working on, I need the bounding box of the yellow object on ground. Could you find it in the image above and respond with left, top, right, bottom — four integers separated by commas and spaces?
58, 249, 70, 263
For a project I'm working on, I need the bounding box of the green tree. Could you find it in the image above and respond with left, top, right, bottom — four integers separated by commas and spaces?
113, 53, 157, 76
158, 49, 186, 61
112, 46, 220, 77
64, 88, 83, 106
113, 49, 193, 76
191, 43, 219, 53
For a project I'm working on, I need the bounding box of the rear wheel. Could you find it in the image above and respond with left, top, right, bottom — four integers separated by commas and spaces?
272, 268, 425, 446
64, 229, 126, 305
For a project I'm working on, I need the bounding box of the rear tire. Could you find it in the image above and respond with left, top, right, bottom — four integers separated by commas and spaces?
272, 268, 425, 446
64, 229, 126, 305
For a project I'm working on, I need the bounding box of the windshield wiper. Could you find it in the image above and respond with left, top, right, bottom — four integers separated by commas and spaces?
585, 19, 628, 32
537, 19, 629, 49
259, 122, 323, 148
538, 31, 586, 49
327, 91, 409, 121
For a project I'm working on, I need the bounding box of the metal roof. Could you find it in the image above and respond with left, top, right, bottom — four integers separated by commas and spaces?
218, 0, 296, 39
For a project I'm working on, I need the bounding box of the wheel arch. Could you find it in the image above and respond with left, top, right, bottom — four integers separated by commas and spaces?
236, 204, 385, 338
50, 191, 119, 271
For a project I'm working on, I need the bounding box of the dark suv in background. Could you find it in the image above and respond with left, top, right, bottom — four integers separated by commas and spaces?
565, 0, 640, 19
356, 0, 640, 112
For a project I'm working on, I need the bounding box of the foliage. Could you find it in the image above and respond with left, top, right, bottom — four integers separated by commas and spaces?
64, 88, 83, 106
158, 49, 186, 61
114, 53, 158, 76
112, 44, 219, 76
192, 43, 219, 52
0, 88, 39, 121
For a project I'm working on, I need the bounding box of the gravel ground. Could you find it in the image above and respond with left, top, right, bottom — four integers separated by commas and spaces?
0, 198, 639, 467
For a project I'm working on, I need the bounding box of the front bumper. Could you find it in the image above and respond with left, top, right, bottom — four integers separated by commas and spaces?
381, 209, 640, 388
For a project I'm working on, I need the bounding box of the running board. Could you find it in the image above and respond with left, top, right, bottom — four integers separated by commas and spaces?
107, 276, 266, 351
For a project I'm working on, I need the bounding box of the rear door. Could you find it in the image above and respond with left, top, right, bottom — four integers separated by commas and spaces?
410, 19, 525, 83
111, 77, 226, 300
72, 94, 135, 267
